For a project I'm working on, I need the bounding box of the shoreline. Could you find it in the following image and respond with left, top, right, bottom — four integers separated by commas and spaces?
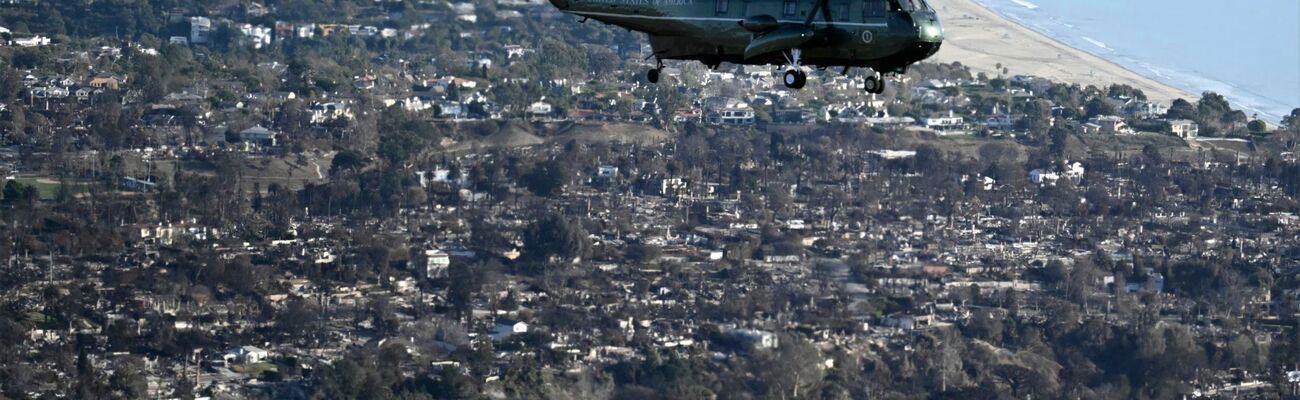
929, 0, 1197, 106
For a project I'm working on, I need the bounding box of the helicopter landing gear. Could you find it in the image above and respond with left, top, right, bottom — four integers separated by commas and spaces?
783, 70, 807, 89
647, 59, 664, 84
864, 71, 885, 94
782, 49, 807, 90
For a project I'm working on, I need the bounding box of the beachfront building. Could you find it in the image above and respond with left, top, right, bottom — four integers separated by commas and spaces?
1084, 115, 1133, 135
703, 97, 756, 126
1168, 119, 1199, 139
190, 17, 211, 44
920, 111, 967, 133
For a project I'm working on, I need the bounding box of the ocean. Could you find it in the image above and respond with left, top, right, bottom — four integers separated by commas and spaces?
970, 0, 1300, 123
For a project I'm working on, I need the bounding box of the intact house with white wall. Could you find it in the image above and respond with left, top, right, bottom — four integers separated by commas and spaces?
1168, 119, 1199, 139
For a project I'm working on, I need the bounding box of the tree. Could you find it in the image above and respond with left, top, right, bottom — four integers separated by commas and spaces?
1108, 84, 1147, 101
1140, 144, 1166, 167
0, 68, 21, 103
522, 159, 568, 197
1018, 99, 1054, 136
377, 130, 421, 166
1166, 99, 1198, 120
523, 214, 590, 264
1248, 119, 1268, 134
977, 142, 1017, 167
586, 47, 622, 77
914, 144, 946, 175
1048, 127, 1083, 161
1221, 110, 1248, 130
276, 299, 321, 342
625, 243, 662, 264
756, 337, 826, 399
1284, 108, 1300, 132
108, 358, 149, 399
1084, 97, 1116, 118
989, 78, 1007, 91
1197, 92, 1232, 122
2, 180, 37, 205
992, 364, 1052, 398
330, 149, 365, 176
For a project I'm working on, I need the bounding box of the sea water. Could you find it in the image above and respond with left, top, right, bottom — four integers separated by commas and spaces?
970, 0, 1299, 122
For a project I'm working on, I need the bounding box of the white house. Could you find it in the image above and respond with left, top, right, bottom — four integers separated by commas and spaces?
399, 97, 432, 112
1029, 169, 1061, 185
660, 177, 688, 196
504, 45, 532, 59
309, 101, 354, 124
1168, 119, 1199, 139
709, 107, 755, 126
527, 101, 552, 117
238, 24, 272, 49
239, 126, 278, 147
1063, 162, 1085, 180
190, 17, 212, 44
704, 97, 755, 126
921, 111, 966, 132
985, 114, 1016, 130
730, 329, 779, 350
1086, 115, 1133, 134
296, 24, 316, 39
1123, 100, 1167, 118
493, 319, 528, 341
224, 346, 270, 364
12, 36, 50, 47
424, 249, 450, 278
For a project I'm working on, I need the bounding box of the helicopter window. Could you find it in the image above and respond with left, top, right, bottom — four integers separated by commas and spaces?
863, 0, 886, 18
887, 0, 906, 12
836, 3, 849, 21
716, 0, 729, 14
783, 0, 798, 16
900, 0, 930, 11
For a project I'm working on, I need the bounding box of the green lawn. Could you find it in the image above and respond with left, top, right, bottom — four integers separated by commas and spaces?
235, 362, 278, 375
10, 177, 93, 200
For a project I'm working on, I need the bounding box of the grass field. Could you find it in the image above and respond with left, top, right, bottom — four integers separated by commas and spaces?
234, 362, 278, 375
10, 177, 93, 200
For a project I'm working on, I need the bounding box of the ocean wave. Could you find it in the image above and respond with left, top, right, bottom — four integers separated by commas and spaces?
1128, 57, 1285, 120
1080, 36, 1113, 52
973, 0, 1295, 122
1008, 0, 1039, 10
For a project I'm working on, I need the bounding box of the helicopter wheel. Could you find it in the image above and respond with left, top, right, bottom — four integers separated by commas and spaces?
864, 73, 884, 94
647, 68, 661, 84
783, 69, 807, 89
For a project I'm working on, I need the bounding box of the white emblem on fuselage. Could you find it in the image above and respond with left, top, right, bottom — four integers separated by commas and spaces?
861, 30, 874, 43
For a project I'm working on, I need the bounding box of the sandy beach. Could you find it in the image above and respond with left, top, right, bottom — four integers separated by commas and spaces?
928, 0, 1196, 105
